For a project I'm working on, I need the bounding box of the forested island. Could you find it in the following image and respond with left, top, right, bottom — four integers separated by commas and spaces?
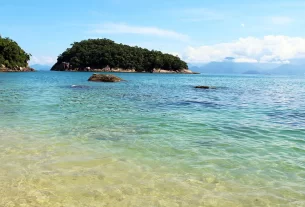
0, 35, 34, 72
51, 38, 196, 73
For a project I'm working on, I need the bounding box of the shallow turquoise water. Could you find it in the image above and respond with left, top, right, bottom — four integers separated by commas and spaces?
0, 72, 304, 206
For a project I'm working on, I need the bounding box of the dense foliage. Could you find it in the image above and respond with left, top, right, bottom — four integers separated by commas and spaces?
0, 35, 30, 68
53, 39, 188, 71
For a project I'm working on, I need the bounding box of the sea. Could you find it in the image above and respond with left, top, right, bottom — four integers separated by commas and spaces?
0, 72, 304, 207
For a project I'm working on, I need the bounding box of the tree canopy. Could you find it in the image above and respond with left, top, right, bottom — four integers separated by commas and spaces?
51, 38, 188, 72
0, 35, 30, 68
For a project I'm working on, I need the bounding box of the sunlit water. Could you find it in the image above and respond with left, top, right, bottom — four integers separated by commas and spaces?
0, 72, 304, 207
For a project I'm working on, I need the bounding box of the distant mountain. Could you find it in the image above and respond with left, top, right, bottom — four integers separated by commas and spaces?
243, 70, 261, 74
190, 61, 261, 74
254, 63, 282, 70
188, 66, 200, 73
189, 61, 305, 75
187, 63, 207, 68
289, 58, 305, 65
271, 64, 305, 75
30, 64, 51, 71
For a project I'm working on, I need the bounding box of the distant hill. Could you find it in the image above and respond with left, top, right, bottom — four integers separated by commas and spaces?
189, 61, 305, 75
271, 64, 305, 75
243, 70, 261, 74
190, 61, 261, 74
30, 64, 51, 71
188, 66, 200, 73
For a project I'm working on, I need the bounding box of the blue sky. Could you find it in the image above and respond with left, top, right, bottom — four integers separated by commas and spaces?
1, 0, 305, 65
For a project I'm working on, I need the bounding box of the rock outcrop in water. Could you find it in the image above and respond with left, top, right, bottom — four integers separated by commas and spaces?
195, 86, 216, 89
88, 74, 123, 82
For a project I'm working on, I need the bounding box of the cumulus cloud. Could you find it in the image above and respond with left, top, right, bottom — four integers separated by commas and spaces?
183, 35, 305, 63
30, 56, 56, 65
90, 23, 190, 42
234, 57, 258, 63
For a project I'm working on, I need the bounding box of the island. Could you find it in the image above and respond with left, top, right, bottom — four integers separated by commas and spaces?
0, 35, 35, 72
51, 38, 197, 74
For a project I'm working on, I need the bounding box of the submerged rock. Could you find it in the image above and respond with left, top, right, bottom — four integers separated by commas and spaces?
195, 86, 216, 89
88, 74, 123, 82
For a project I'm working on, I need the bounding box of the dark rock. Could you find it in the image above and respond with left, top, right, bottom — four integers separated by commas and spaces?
20, 67, 35, 72
88, 74, 123, 82
195, 86, 216, 89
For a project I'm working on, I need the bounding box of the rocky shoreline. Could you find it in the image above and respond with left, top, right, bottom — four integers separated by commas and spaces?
60, 68, 198, 74
0, 65, 35, 72
51, 65, 199, 74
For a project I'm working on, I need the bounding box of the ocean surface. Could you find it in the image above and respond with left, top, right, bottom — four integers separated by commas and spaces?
0, 72, 304, 207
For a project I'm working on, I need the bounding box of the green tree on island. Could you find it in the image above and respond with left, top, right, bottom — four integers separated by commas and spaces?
51, 38, 188, 72
0, 35, 31, 68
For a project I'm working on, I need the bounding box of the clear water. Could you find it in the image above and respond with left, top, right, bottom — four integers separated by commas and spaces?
0, 72, 304, 207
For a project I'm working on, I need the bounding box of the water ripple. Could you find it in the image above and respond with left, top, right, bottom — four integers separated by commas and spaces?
0, 72, 304, 206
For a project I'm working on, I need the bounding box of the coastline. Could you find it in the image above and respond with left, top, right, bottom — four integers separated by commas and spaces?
51, 67, 199, 74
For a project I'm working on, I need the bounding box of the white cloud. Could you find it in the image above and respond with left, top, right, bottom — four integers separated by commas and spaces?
183, 35, 305, 63
269, 16, 293, 25
234, 57, 257, 63
90, 23, 190, 42
241, 23, 245, 28
30, 56, 56, 65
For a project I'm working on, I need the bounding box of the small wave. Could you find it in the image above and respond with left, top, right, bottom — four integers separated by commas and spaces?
266, 111, 305, 127
174, 100, 222, 108
71, 85, 91, 89
59, 85, 92, 89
